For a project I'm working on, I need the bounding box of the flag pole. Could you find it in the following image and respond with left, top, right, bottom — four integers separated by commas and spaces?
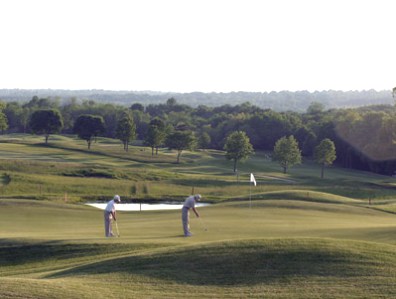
249, 173, 256, 208
249, 181, 252, 208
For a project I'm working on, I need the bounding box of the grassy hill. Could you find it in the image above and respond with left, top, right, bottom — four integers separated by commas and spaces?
1, 134, 396, 204
1, 134, 396, 298
2, 200, 396, 298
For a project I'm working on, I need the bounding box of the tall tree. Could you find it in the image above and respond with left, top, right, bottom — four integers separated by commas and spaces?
165, 130, 195, 163
306, 101, 325, 114
198, 131, 211, 149
23, 96, 55, 109
0, 102, 8, 134
144, 118, 166, 156
115, 112, 136, 151
29, 109, 63, 144
223, 131, 254, 173
272, 135, 301, 174
130, 103, 144, 112
0, 112, 8, 134
314, 138, 337, 178
73, 114, 105, 149
167, 97, 177, 106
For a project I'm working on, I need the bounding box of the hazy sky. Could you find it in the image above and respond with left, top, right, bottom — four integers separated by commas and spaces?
0, 0, 394, 93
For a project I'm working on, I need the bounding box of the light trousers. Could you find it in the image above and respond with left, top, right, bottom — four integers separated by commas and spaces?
104, 211, 113, 237
181, 207, 190, 236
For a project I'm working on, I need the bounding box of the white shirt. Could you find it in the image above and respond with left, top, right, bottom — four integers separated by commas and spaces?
105, 200, 116, 212
183, 195, 196, 209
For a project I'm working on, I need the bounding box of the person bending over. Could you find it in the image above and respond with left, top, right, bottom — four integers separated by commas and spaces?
104, 195, 121, 237
181, 194, 201, 237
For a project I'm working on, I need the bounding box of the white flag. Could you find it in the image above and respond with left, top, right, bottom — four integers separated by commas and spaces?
250, 173, 256, 186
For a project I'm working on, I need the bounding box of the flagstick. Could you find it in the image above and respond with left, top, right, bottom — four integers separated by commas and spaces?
249, 182, 252, 208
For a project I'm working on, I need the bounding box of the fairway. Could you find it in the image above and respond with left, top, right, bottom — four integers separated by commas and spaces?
2, 135, 396, 298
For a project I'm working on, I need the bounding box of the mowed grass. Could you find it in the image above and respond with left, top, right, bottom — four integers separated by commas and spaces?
2, 134, 396, 203
2, 199, 396, 298
2, 134, 396, 297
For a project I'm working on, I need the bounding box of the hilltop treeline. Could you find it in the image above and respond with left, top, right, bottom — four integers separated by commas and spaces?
0, 89, 393, 112
2, 96, 396, 175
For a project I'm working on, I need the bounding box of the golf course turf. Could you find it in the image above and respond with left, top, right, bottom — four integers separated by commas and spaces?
1, 199, 396, 298
1, 134, 396, 298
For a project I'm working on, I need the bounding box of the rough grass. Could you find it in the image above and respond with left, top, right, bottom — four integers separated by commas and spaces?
1, 134, 396, 203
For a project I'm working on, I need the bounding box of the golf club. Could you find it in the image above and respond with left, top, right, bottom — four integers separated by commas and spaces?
199, 217, 208, 232
115, 220, 120, 237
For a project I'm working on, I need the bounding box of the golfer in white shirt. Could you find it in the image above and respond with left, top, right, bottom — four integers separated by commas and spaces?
181, 194, 201, 237
104, 195, 121, 237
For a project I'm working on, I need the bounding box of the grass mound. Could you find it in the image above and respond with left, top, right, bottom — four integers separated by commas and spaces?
2, 196, 396, 297
2, 238, 396, 298
255, 190, 360, 204
48, 238, 396, 288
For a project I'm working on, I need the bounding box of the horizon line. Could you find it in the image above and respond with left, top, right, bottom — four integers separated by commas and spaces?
0, 88, 392, 94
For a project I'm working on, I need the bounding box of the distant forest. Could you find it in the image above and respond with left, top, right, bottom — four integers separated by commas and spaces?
0, 89, 393, 112
1, 89, 396, 176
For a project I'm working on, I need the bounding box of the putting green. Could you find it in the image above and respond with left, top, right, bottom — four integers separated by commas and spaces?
2, 198, 396, 298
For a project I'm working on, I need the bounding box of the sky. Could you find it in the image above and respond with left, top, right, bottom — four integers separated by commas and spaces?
0, 0, 395, 93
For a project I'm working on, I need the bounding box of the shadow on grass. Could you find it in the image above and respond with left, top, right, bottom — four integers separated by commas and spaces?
171, 178, 238, 187
41, 143, 183, 164
46, 239, 393, 286
0, 240, 162, 267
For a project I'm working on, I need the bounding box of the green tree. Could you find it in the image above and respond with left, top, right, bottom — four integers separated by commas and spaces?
73, 114, 105, 149
294, 126, 316, 156
29, 109, 63, 144
20, 108, 30, 133
167, 97, 177, 106
0, 113, 8, 134
0, 102, 8, 134
23, 96, 59, 109
314, 138, 336, 179
115, 112, 136, 151
165, 130, 195, 163
223, 131, 254, 173
144, 118, 166, 156
198, 131, 211, 149
130, 103, 144, 112
306, 101, 325, 114
245, 110, 295, 151
272, 135, 302, 173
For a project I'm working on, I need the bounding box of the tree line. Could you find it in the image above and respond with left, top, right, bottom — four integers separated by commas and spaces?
0, 89, 392, 112
1, 96, 396, 175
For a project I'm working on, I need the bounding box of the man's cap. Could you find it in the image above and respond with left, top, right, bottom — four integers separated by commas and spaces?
194, 194, 202, 201
113, 195, 121, 202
